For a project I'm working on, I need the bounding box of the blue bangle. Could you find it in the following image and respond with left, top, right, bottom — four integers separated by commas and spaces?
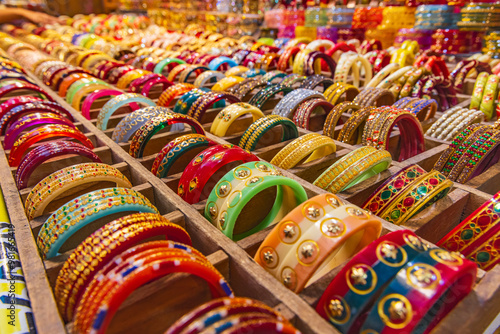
240, 69, 266, 78
173, 88, 225, 115
111, 106, 172, 143
37, 187, 158, 259
96, 93, 156, 130
153, 58, 186, 75
393, 97, 418, 109
208, 57, 238, 71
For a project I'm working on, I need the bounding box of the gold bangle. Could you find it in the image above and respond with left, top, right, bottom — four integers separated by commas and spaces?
323, 82, 360, 106
338, 106, 377, 144
270, 133, 336, 170
224, 66, 250, 77
322, 102, 361, 139
210, 102, 264, 137
212, 76, 246, 92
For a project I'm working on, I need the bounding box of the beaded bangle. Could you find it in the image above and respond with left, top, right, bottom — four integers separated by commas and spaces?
299, 74, 334, 91
279, 74, 308, 88
129, 113, 204, 158
272, 88, 324, 119
239, 115, 299, 152
321, 102, 359, 138
111, 106, 172, 143
96, 93, 156, 130
227, 78, 269, 100
294, 99, 335, 131
205, 161, 307, 240
403, 98, 438, 121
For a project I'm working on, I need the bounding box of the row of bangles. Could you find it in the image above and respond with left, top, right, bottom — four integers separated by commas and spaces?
0, 24, 496, 334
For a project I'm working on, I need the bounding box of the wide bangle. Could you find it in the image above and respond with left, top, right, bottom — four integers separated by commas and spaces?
0, 82, 53, 101
479, 74, 499, 121
9, 124, 94, 167
334, 52, 373, 88
324, 82, 360, 106
36, 187, 158, 259
313, 146, 392, 193
193, 70, 225, 87
360, 249, 476, 334
187, 91, 240, 122
272, 88, 324, 119
208, 57, 238, 71
151, 134, 217, 178
292, 49, 313, 75
316, 230, 429, 332
79, 89, 123, 118
158, 83, 196, 107
210, 102, 264, 137
129, 113, 205, 158
379, 170, 453, 225
248, 84, 293, 110
295, 98, 335, 131
362, 164, 427, 216
3, 112, 74, 149
270, 133, 336, 170
470, 72, 489, 110
212, 76, 246, 92
15, 140, 101, 189
55, 214, 192, 322
96, 93, 156, 130
25, 163, 132, 220
239, 115, 299, 152
254, 193, 382, 293
178, 145, 259, 204
205, 161, 307, 240
224, 66, 250, 77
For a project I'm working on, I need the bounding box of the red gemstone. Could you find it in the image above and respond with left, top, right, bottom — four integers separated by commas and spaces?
403, 197, 414, 207
370, 203, 379, 211
478, 215, 492, 226
446, 241, 459, 251
394, 180, 404, 188
429, 178, 438, 185
493, 238, 500, 249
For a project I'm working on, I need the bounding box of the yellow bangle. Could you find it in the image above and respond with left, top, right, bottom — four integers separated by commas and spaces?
313, 146, 392, 193
270, 133, 336, 170
212, 76, 245, 92
210, 102, 264, 137
71, 84, 111, 110
224, 66, 250, 77
116, 69, 149, 90
81, 53, 111, 71
292, 49, 313, 75
74, 50, 100, 67
324, 82, 360, 106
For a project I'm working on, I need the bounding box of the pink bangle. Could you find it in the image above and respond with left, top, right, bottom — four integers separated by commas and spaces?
0, 96, 43, 119
3, 112, 75, 149
0, 82, 53, 101
15, 140, 101, 189
128, 73, 162, 93
80, 89, 127, 120
140, 76, 173, 97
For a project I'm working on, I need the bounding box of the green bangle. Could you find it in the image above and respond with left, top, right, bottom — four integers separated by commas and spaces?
153, 58, 186, 75
479, 74, 499, 121
239, 115, 299, 152
470, 72, 489, 110
204, 161, 307, 241
66, 79, 108, 105
248, 84, 293, 109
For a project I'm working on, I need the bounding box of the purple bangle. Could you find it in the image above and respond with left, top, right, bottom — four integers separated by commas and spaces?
305, 51, 336, 78
451, 60, 477, 92
0, 96, 43, 119
3, 112, 75, 149
81, 89, 129, 120
15, 140, 101, 190
140, 76, 173, 97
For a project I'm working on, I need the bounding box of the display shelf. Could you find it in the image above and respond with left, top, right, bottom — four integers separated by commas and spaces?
1, 66, 499, 334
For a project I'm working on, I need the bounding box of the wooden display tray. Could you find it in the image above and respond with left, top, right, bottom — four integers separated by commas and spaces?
0, 70, 499, 334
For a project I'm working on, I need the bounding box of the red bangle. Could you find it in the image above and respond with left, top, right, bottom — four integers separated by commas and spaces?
15, 140, 101, 189
0, 82, 53, 101
99, 61, 125, 80
305, 51, 336, 78
140, 76, 173, 97
360, 39, 382, 54
0, 96, 43, 119
128, 73, 163, 93
293, 98, 334, 130
9, 124, 94, 167
80, 89, 124, 119
108, 65, 135, 84
178, 144, 259, 204
277, 46, 301, 72
424, 56, 450, 78
373, 51, 391, 74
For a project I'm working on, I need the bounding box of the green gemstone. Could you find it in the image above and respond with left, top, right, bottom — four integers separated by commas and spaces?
407, 171, 416, 178
494, 203, 500, 213
417, 186, 428, 195
476, 251, 490, 263
391, 210, 401, 219
460, 229, 474, 240
381, 190, 392, 200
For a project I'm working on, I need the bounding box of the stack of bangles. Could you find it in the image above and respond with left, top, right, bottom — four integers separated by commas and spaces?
323, 82, 360, 107
362, 164, 453, 225
352, 87, 395, 108
433, 124, 500, 184
334, 51, 373, 88
469, 72, 499, 121
239, 115, 299, 151
438, 189, 500, 271
393, 96, 438, 121
426, 106, 484, 141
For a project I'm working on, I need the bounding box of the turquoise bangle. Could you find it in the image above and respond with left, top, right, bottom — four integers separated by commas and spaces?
65, 79, 109, 105
111, 106, 173, 143
36, 187, 158, 259
205, 161, 307, 240
239, 115, 299, 152
173, 88, 225, 115
208, 56, 238, 71
96, 93, 156, 130
153, 58, 186, 75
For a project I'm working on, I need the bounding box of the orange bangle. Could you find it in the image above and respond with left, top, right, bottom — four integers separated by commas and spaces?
158, 83, 195, 107
58, 72, 94, 97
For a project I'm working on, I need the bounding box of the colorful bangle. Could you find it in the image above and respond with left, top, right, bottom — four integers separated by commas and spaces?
261, 70, 287, 84
211, 76, 246, 92
178, 65, 209, 83
470, 72, 489, 110
178, 144, 259, 204
166, 64, 190, 82
279, 74, 308, 88
0, 96, 43, 119
55, 213, 192, 321
239, 115, 299, 152
360, 249, 476, 334
366, 63, 401, 88
25, 163, 132, 220
111, 106, 172, 143
66, 79, 109, 105
187, 91, 240, 122
158, 83, 196, 107
129, 113, 205, 158
272, 88, 324, 119
153, 58, 186, 75
210, 102, 264, 137
403, 98, 438, 121
305, 52, 337, 78
362, 164, 427, 216
295, 98, 335, 131
316, 230, 429, 332
313, 146, 392, 193
80, 89, 124, 118
205, 161, 307, 240
254, 193, 382, 293
376, 66, 414, 89
226, 78, 269, 100
58, 73, 95, 97
0, 82, 53, 101
36, 187, 158, 259
338, 106, 376, 145
224, 66, 250, 77
353, 87, 395, 108
96, 93, 156, 130
299, 75, 334, 91
9, 124, 94, 167
270, 133, 336, 170
208, 57, 238, 71
3, 112, 74, 150
193, 70, 225, 87
479, 74, 499, 121
379, 170, 453, 225
173, 88, 212, 115
334, 52, 373, 88
277, 46, 301, 72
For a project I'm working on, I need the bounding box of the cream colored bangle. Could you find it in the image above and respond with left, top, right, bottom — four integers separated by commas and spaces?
210, 102, 264, 137
365, 63, 401, 88
334, 52, 373, 88
376, 65, 414, 89
431, 108, 472, 139
440, 110, 485, 141
425, 106, 463, 137
305, 39, 334, 51
193, 70, 225, 87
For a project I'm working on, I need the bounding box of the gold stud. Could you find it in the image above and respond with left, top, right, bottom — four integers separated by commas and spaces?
283, 225, 295, 238
413, 267, 435, 284
301, 244, 315, 258
249, 177, 260, 184
381, 243, 398, 259
307, 206, 320, 218
328, 299, 344, 318
209, 206, 217, 219
237, 170, 248, 178
263, 251, 273, 264
219, 184, 228, 196
350, 267, 368, 285
388, 300, 407, 321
